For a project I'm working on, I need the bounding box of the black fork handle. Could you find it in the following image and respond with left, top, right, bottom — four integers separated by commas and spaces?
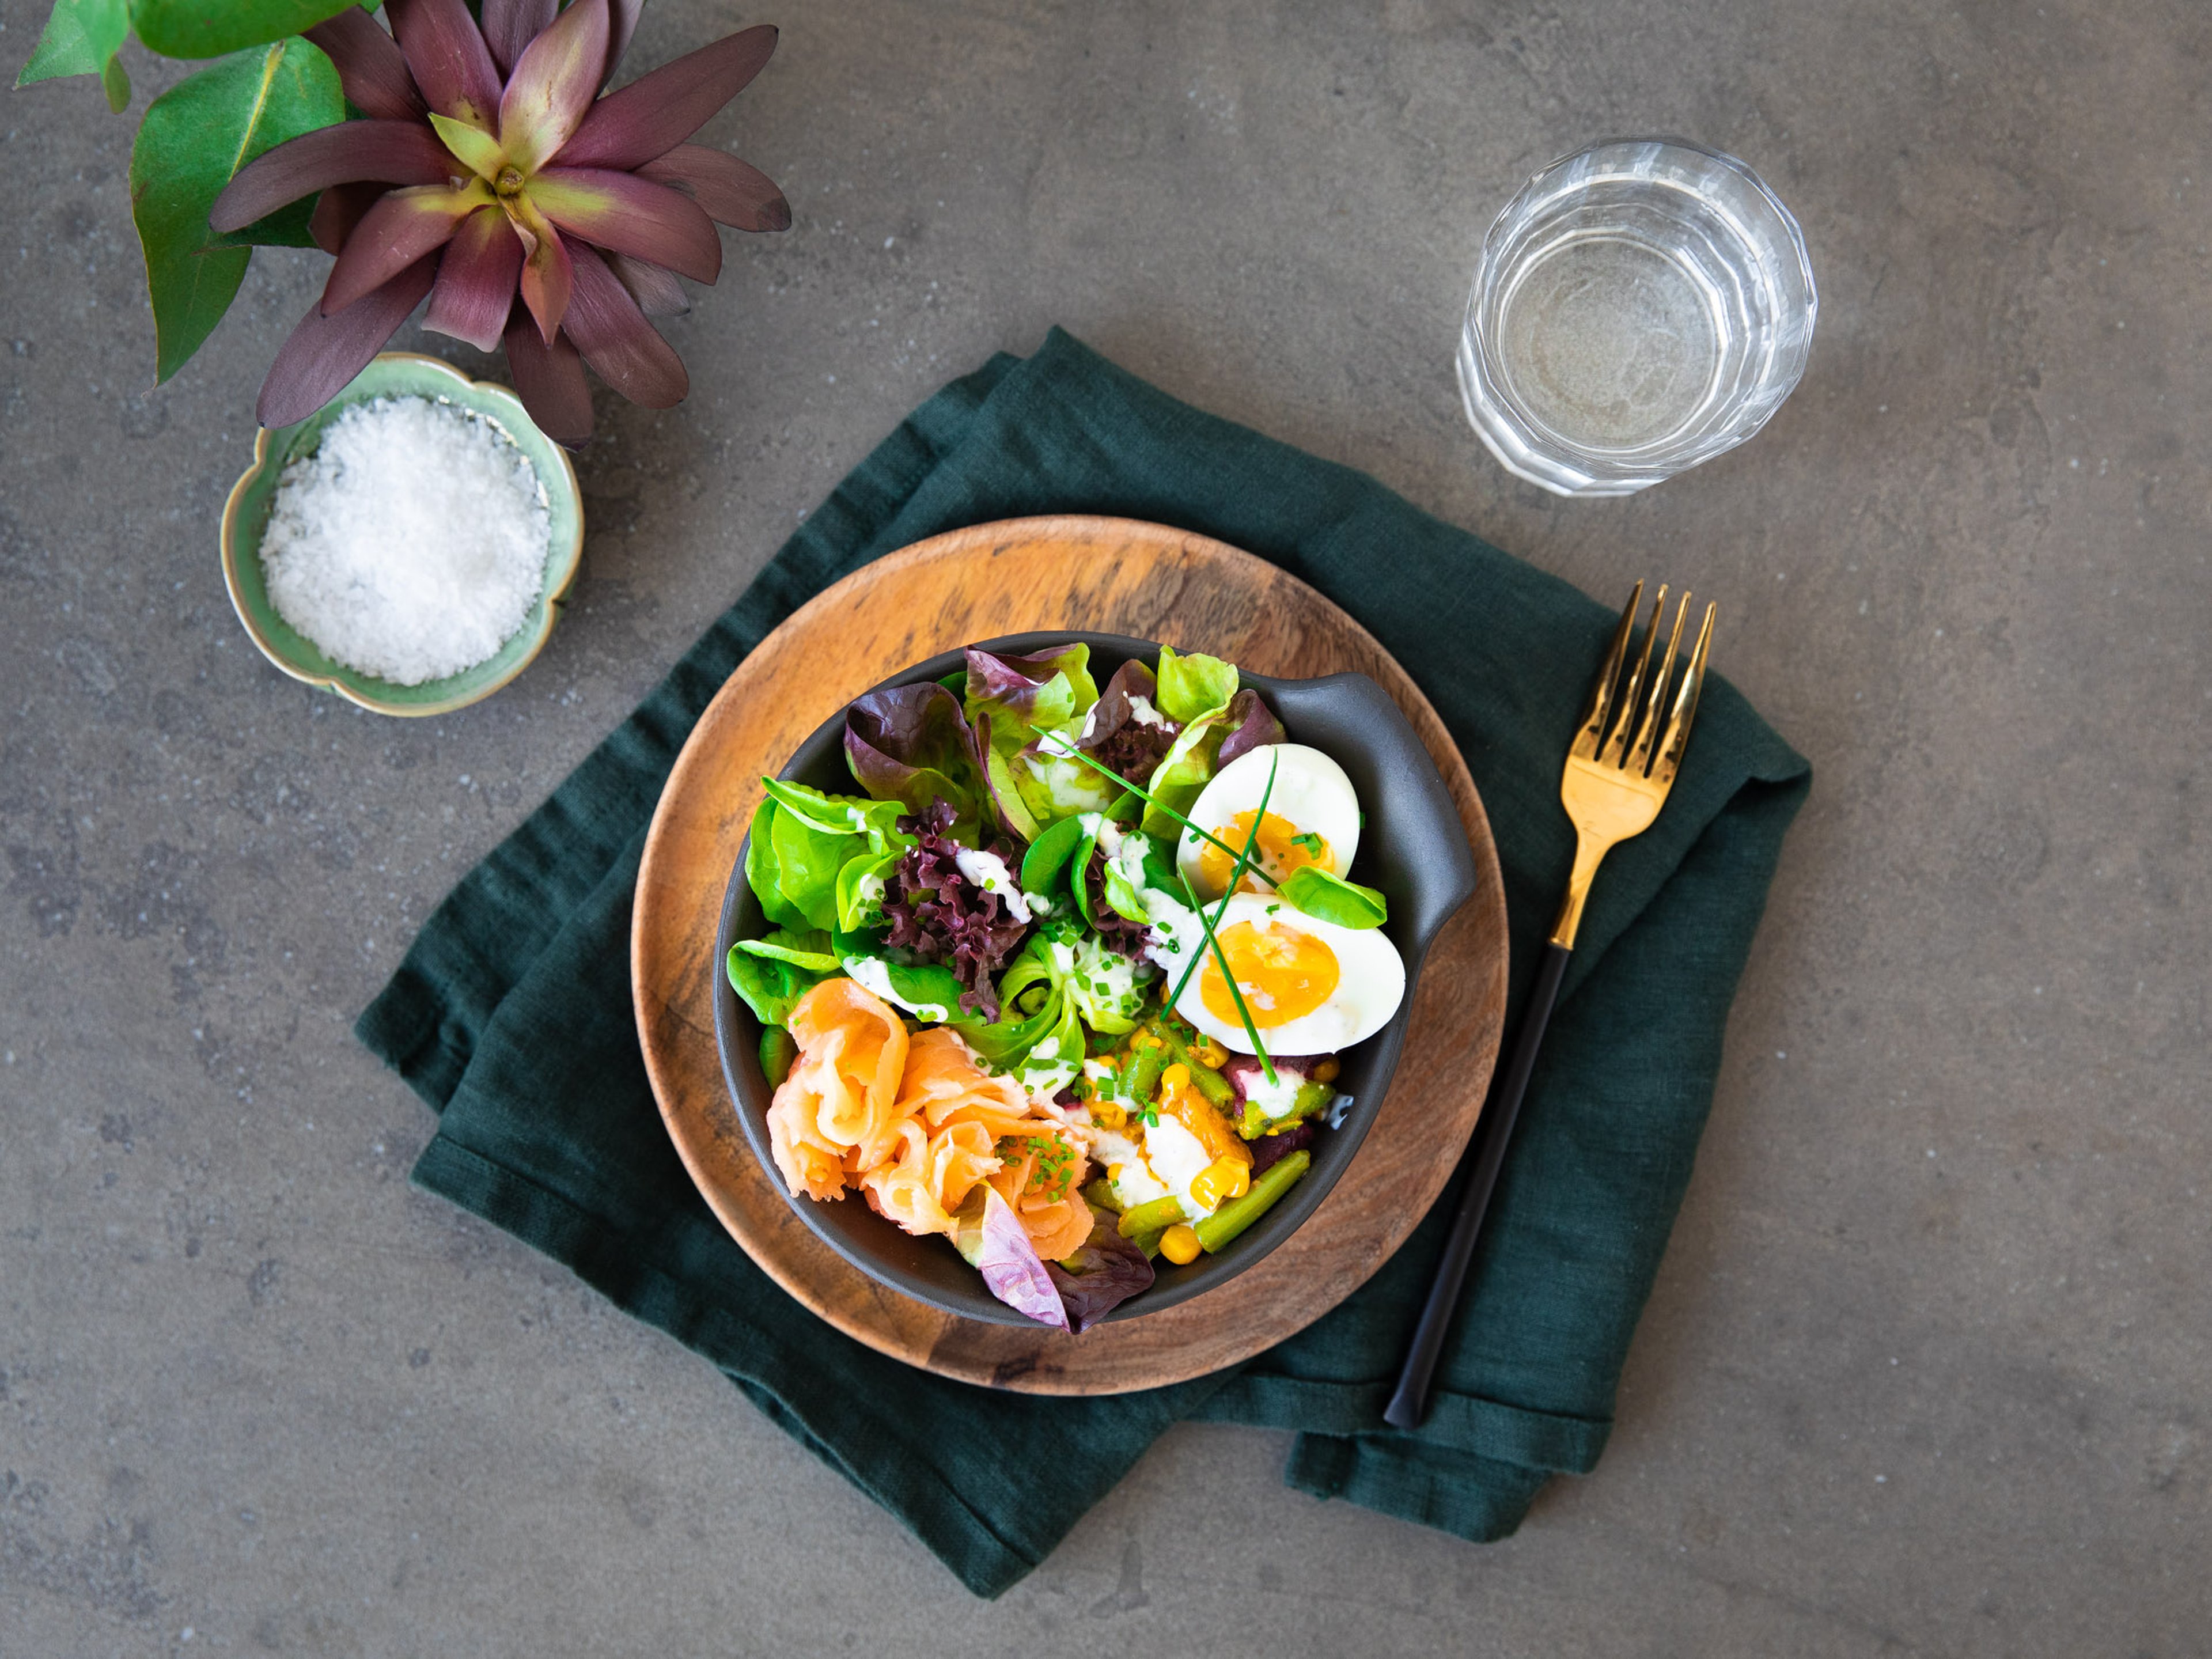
1383, 941, 1571, 1431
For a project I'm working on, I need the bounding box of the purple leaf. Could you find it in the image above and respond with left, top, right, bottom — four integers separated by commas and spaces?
879, 798, 1030, 1020
561, 241, 688, 407
478, 0, 556, 76
506, 190, 574, 343
1045, 1212, 1156, 1332
603, 0, 643, 86
638, 144, 791, 232
503, 302, 593, 447
1078, 657, 1183, 784
497, 0, 607, 173
554, 23, 777, 170
320, 181, 488, 315
385, 0, 503, 128
423, 205, 524, 351
257, 256, 437, 429
963, 1190, 1070, 1331
529, 166, 722, 283
309, 181, 387, 256
1215, 687, 1288, 768
844, 683, 988, 835
209, 120, 456, 233
606, 253, 688, 316
304, 9, 427, 122
965, 642, 1093, 723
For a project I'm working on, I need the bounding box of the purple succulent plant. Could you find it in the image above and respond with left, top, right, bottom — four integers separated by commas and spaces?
207, 0, 787, 444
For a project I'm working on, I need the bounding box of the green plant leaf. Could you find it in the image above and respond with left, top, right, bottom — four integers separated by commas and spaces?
16, 0, 132, 107
129, 37, 343, 383
1275, 865, 1388, 929
128, 0, 359, 60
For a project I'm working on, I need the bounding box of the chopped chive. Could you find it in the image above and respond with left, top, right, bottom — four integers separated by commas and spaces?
1166, 753, 1279, 1085
1029, 732, 1249, 864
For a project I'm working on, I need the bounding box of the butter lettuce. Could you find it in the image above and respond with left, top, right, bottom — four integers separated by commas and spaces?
1153, 646, 1240, 725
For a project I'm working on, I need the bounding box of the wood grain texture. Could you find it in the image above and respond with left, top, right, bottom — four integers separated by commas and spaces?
631, 517, 1509, 1393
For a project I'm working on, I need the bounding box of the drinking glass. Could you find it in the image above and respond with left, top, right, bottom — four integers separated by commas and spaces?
1457, 139, 1816, 497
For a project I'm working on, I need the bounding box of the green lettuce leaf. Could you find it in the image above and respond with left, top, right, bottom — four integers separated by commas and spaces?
726, 945, 829, 1029
1154, 646, 1240, 725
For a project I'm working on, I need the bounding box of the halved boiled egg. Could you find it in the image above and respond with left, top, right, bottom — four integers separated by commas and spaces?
1176, 743, 1362, 902
1172, 892, 1404, 1055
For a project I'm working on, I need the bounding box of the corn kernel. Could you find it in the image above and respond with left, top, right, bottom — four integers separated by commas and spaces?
1092, 1103, 1127, 1130
1161, 1062, 1191, 1090
1159, 1224, 1203, 1265
1198, 1038, 1229, 1069
1189, 1155, 1252, 1211
1313, 1058, 1340, 1084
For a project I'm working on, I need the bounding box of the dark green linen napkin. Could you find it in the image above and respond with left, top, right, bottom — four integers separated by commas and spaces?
359, 327, 1809, 1595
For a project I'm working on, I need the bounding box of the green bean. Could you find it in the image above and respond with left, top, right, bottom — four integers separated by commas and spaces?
1118, 1195, 1185, 1238
1194, 1151, 1310, 1252
1160, 1030, 1236, 1106
1124, 1043, 1168, 1104
1133, 1227, 1166, 1260
1081, 1177, 1122, 1214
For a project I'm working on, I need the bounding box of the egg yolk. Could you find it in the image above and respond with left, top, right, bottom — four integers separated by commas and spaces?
1199, 919, 1340, 1029
1197, 810, 1332, 893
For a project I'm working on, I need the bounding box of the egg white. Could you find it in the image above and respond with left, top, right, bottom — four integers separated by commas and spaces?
1172, 892, 1406, 1055
1176, 743, 1362, 902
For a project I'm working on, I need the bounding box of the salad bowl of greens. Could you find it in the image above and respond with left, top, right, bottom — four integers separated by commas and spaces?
713, 633, 1477, 1328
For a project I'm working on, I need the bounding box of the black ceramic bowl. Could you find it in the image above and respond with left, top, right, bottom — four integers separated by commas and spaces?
712, 632, 1477, 1325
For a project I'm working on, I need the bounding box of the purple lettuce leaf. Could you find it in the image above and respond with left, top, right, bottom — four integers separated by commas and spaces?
844, 683, 987, 840
1046, 1210, 1156, 1331
964, 643, 1098, 751
1078, 658, 1184, 786
879, 800, 1031, 1019
1214, 687, 1288, 768
953, 1188, 1070, 1330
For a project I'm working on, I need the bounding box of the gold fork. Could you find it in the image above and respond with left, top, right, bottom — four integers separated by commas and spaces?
1385, 582, 1715, 1430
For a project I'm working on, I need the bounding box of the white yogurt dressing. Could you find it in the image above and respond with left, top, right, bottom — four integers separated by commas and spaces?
840, 955, 950, 1023
953, 846, 1032, 922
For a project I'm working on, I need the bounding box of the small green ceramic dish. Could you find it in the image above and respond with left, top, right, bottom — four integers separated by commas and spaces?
219, 352, 585, 718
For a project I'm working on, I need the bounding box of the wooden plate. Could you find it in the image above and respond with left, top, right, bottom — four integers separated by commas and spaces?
631, 517, 1509, 1393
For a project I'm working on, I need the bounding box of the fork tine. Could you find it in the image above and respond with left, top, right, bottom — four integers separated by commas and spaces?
1652, 601, 1716, 786
1569, 581, 1642, 760
1627, 590, 1692, 776
1602, 584, 1666, 767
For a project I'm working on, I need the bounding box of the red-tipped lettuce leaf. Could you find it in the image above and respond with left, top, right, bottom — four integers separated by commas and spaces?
952, 1190, 1070, 1331
1046, 1211, 1155, 1331
1077, 657, 1183, 785
208, 120, 456, 233
844, 683, 988, 840
1214, 687, 1287, 767
554, 23, 777, 169
638, 144, 791, 232
964, 642, 1099, 749
304, 9, 428, 120
258, 255, 437, 428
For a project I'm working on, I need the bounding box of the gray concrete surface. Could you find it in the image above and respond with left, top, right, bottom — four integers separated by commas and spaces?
3, 0, 2207, 1652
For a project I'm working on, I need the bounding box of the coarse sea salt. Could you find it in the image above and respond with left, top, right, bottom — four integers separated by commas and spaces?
260, 395, 552, 685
